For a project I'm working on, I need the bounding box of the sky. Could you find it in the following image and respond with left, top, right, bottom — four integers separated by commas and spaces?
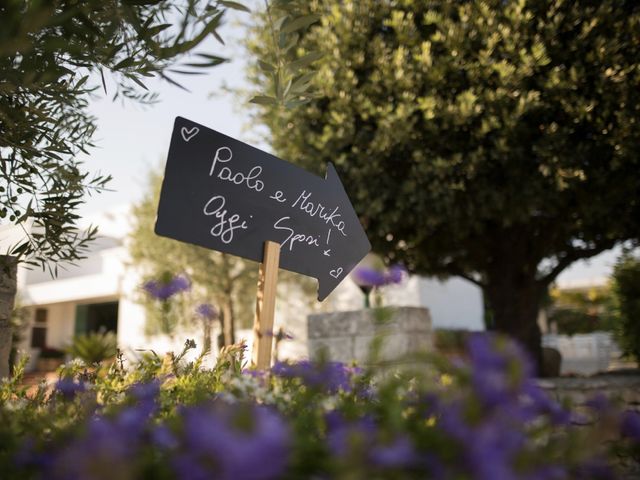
75, 9, 618, 286
78, 15, 259, 217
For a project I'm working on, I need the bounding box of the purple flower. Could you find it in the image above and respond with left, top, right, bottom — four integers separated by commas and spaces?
50, 416, 140, 479
54, 378, 86, 399
370, 436, 416, 468
143, 274, 190, 301
352, 264, 407, 288
272, 360, 359, 393
585, 393, 611, 413
195, 303, 217, 320
621, 410, 640, 441
574, 459, 616, 480
522, 383, 572, 426
385, 264, 408, 284
152, 425, 178, 450
326, 414, 376, 458
128, 380, 161, 402
353, 267, 387, 287
326, 414, 416, 470
466, 333, 536, 409
173, 402, 290, 480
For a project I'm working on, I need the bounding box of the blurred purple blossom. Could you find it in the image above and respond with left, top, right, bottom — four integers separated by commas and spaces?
621, 410, 640, 441
195, 303, 218, 321
50, 415, 141, 479
574, 459, 617, 480
54, 378, 86, 400
585, 393, 611, 413
172, 402, 290, 480
326, 414, 417, 470
128, 379, 161, 402
352, 264, 407, 288
152, 425, 178, 450
272, 360, 359, 393
326, 414, 376, 457
143, 274, 190, 301
370, 436, 417, 468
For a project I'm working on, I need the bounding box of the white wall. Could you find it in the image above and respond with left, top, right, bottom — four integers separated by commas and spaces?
418, 277, 484, 330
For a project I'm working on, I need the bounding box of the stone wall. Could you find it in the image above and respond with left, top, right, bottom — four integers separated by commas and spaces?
538, 375, 640, 411
307, 307, 432, 364
542, 332, 621, 376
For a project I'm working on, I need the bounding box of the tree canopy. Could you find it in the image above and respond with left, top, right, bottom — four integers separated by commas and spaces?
247, 0, 640, 359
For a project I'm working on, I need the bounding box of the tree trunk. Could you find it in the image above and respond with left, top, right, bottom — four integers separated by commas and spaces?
220, 300, 235, 347
0, 256, 18, 379
202, 319, 212, 354
484, 275, 545, 374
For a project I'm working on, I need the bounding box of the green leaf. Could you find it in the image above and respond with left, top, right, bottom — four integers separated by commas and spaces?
290, 72, 316, 93
146, 23, 172, 37
219, 1, 250, 12
281, 14, 321, 34
212, 30, 225, 45
249, 95, 278, 105
113, 57, 136, 70
258, 60, 276, 72
288, 51, 323, 72
274, 15, 289, 31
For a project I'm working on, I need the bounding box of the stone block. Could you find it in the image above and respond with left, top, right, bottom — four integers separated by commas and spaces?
307, 307, 432, 364
308, 337, 354, 362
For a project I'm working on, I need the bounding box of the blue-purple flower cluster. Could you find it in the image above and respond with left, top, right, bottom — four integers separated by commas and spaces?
8, 333, 639, 480
20, 383, 289, 480
352, 264, 407, 287
143, 274, 191, 301
272, 359, 362, 393
195, 303, 218, 320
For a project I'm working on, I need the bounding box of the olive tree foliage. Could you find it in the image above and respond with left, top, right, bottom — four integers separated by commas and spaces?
0, 0, 259, 377
0, 0, 254, 272
246, 0, 640, 360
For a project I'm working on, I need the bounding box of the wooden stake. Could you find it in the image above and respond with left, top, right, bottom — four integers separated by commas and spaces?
251, 241, 281, 369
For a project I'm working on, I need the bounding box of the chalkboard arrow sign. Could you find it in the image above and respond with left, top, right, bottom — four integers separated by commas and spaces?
155, 116, 371, 301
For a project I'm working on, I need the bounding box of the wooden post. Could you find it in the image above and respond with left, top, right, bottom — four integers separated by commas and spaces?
251, 241, 281, 369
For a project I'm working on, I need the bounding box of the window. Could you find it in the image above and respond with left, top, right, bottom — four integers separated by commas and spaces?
30, 308, 48, 348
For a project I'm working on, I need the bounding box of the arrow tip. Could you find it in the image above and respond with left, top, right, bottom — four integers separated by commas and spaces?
325, 162, 341, 189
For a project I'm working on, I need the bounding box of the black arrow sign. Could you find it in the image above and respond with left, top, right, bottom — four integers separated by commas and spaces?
155, 116, 371, 301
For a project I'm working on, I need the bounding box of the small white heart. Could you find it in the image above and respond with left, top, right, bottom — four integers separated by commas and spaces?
329, 267, 343, 279
181, 126, 199, 142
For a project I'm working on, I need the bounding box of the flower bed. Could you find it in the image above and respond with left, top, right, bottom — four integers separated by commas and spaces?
1, 334, 638, 479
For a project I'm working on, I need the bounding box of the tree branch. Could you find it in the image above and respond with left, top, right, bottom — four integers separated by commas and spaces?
442, 264, 486, 289
538, 242, 617, 286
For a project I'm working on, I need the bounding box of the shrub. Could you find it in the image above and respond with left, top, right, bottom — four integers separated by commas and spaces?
611, 252, 640, 363
0, 335, 637, 479
66, 330, 117, 364
547, 286, 618, 335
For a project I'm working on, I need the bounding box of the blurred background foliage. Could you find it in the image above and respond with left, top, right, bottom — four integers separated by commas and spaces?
245, 0, 640, 361
611, 251, 640, 364
547, 286, 618, 336
544, 249, 640, 364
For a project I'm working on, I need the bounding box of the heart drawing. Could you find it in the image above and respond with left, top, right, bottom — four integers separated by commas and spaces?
181, 126, 199, 142
329, 267, 343, 279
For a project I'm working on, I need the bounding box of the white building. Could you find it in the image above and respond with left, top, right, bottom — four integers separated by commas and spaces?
3, 205, 485, 371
